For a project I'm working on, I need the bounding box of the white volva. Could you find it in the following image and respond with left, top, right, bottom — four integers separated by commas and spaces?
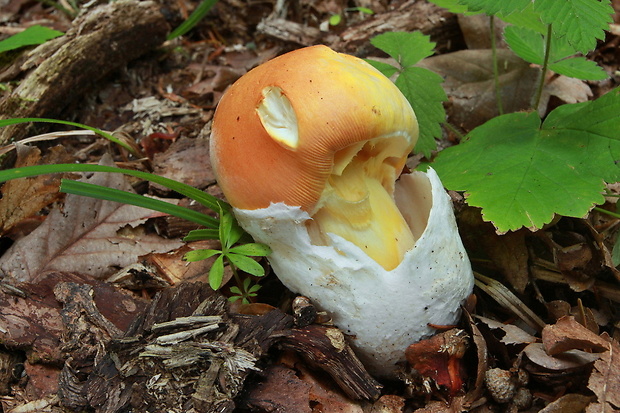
234, 168, 474, 377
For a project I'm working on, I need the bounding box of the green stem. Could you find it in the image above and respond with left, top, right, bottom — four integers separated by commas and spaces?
532, 24, 553, 112
490, 15, 504, 116
228, 258, 247, 298
594, 206, 620, 220
443, 121, 465, 141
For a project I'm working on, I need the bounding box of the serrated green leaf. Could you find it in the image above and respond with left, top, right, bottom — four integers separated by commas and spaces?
395, 67, 447, 157
226, 253, 265, 277
432, 89, 620, 232
229, 243, 272, 257
369, 32, 446, 156
427, 0, 473, 14
550, 57, 607, 80
0, 25, 64, 54
365, 59, 399, 78
498, 4, 546, 33
504, 26, 607, 80
456, 0, 530, 16
370, 32, 435, 67
209, 255, 225, 290
504, 26, 543, 65
184, 249, 221, 262
534, 0, 613, 54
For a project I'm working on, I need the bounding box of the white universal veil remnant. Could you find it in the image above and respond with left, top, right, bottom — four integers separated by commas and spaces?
210, 45, 474, 377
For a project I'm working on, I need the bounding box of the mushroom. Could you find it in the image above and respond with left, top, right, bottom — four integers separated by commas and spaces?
210, 45, 473, 377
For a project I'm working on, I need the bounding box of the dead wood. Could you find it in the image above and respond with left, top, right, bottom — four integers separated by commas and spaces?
82, 282, 293, 413
279, 325, 383, 401
0, 0, 169, 145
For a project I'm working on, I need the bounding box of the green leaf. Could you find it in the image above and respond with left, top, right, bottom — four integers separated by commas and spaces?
368, 32, 447, 157
456, 0, 530, 15
395, 67, 447, 157
370, 32, 435, 67
183, 228, 219, 241
209, 255, 225, 290
550, 57, 607, 81
498, 4, 546, 33
228, 243, 271, 257
365, 59, 399, 78
0, 25, 64, 54
427, 0, 473, 14
504, 26, 607, 80
226, 253, 265, 277
533, 0, 613, 54
329, 14, 342, 26
167, 0, 218, 40
432, 89, 620, 232
183, 249, 221, 262
230, 286, 242, 294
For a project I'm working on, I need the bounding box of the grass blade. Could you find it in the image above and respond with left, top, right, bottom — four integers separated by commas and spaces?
0, 118, 135, 154
0, 163, 229, 213
60, 180, 219, 228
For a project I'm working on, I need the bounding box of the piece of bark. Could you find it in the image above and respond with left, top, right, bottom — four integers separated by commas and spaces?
0, 0, 169, 145
279, 325, 382, 401
85, 282, 293, 413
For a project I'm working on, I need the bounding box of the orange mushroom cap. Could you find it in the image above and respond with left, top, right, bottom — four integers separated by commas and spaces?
211, 45, 419, 270
210, 45, 418, 214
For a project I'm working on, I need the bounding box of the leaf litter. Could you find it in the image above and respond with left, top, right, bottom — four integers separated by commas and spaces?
1, 0, 620, 412
0, 154, 183, 283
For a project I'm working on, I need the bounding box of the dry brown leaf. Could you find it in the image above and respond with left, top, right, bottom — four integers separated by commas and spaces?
523, 343, 600, 371
476, 316, 537, 345
417, 49, 539, 131
0, 156, 183, 283
0, 144, 71, 237
539, 393, 593, 413
150, 136, 216, 194
587, 335, 620, 412
458, 208, 530, 293
542, 316, 610, 356
243, 363, 364, 413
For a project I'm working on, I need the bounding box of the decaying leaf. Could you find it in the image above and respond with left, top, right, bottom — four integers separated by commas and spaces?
0, 144, 72, 237
587, 334, 620, 412
539, 393, 593, 413
476, 315, 537, 346
417, 49, 539, 131
542, 316, 610, 356
0, 156, 183, 283
241, 361, 365, 413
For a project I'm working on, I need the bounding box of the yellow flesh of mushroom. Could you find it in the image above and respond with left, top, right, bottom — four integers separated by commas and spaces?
257, 86, 416, 271
313, 136, 416, 271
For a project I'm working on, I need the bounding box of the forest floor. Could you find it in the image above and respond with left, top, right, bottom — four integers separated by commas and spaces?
1, 0, 620, 412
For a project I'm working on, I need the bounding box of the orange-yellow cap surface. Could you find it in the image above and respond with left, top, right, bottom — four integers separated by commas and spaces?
210, 45, 418, 213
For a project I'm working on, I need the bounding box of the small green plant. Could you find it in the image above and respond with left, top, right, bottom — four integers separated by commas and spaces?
0, 119, 270, 303
367, 0, 619, 233
0, 26, 64, 54
167, 0, 219, 40
184, 208, 271, 302
328, 7, 374, 26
